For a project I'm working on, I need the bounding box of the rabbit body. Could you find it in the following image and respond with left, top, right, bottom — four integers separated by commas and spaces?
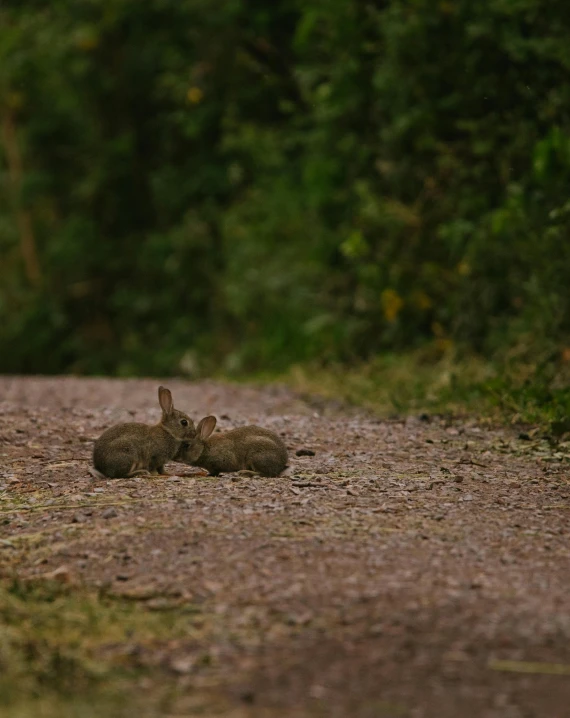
92, 387, 195, 479
176, 418, 287, 477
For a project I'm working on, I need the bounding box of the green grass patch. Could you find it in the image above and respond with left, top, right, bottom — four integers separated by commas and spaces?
277, 348, 570, 432
0, 579, 204, 718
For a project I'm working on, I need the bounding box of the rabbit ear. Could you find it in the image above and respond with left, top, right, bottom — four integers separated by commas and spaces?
197, 415, 216, 439
158, 386, 173, 416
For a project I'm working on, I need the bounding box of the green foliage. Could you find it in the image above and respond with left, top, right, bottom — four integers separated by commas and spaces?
287, 348, 570, 432
0, 579, 183, 717
1, 0, 570, 376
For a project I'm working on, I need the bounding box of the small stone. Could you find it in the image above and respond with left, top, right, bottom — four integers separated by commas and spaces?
170, 656, 196, 675
72, 513, 86, 524
102, 507, 118, 519
296, 449, 316, 457
309, 684, 326, 699
44, 565, 72, 583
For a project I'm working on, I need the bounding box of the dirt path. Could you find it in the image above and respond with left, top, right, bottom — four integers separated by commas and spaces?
1, 376, 570, 717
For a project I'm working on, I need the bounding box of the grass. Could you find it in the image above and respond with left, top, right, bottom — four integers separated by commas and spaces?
0, 579, 209, 718
275, 347, 570, 432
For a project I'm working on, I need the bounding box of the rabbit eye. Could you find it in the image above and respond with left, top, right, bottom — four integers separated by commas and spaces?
181, 419, 188, 427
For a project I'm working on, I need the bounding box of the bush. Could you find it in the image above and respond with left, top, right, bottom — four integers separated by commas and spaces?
1, 0, 569, 375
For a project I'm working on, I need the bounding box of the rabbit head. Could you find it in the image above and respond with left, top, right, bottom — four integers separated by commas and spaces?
178, 414, 216, 462
158, 386, 195, 441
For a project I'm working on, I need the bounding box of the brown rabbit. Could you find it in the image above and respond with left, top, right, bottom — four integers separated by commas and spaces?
175, 416, 287, 477
91, 386, 195, 479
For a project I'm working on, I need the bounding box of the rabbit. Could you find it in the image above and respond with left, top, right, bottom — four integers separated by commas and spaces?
91, 386, 195, 479
175, 416, 288, 477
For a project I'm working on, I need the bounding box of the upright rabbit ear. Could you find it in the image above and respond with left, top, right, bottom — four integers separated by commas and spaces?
198, 415, 216, 439
158, 386, 173, 417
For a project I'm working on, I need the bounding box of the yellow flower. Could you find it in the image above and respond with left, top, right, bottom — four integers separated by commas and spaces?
187, 87, 204, 104
457, 261, 470, 276
381, 289, 404, 323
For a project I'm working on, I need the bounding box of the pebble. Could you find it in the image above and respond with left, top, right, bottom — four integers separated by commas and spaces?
102, 507, 118, 519
44, 565, 72, 583
170, 656, 196, 675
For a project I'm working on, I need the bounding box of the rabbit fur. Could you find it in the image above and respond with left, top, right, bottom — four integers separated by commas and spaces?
175, 416, 287, 477
92, 386, 195, 479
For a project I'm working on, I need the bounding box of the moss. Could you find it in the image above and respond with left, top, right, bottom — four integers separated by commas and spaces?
0, 580, 199, 718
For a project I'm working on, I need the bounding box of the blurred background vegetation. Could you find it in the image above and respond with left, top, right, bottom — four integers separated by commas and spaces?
1, 0, 570, 420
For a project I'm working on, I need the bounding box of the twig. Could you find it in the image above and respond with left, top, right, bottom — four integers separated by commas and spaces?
488, 659, 570, 676
291, 482, 330, 488
0, 499, 146, 515
1, 108, 42, 286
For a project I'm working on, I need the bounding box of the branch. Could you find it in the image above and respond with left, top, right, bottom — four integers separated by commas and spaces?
1, 108, 42, 287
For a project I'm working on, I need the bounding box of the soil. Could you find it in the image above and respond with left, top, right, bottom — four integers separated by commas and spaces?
1, 376, 570, 717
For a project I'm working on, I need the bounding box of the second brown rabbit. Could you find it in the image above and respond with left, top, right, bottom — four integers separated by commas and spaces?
175, 416, 287, 477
